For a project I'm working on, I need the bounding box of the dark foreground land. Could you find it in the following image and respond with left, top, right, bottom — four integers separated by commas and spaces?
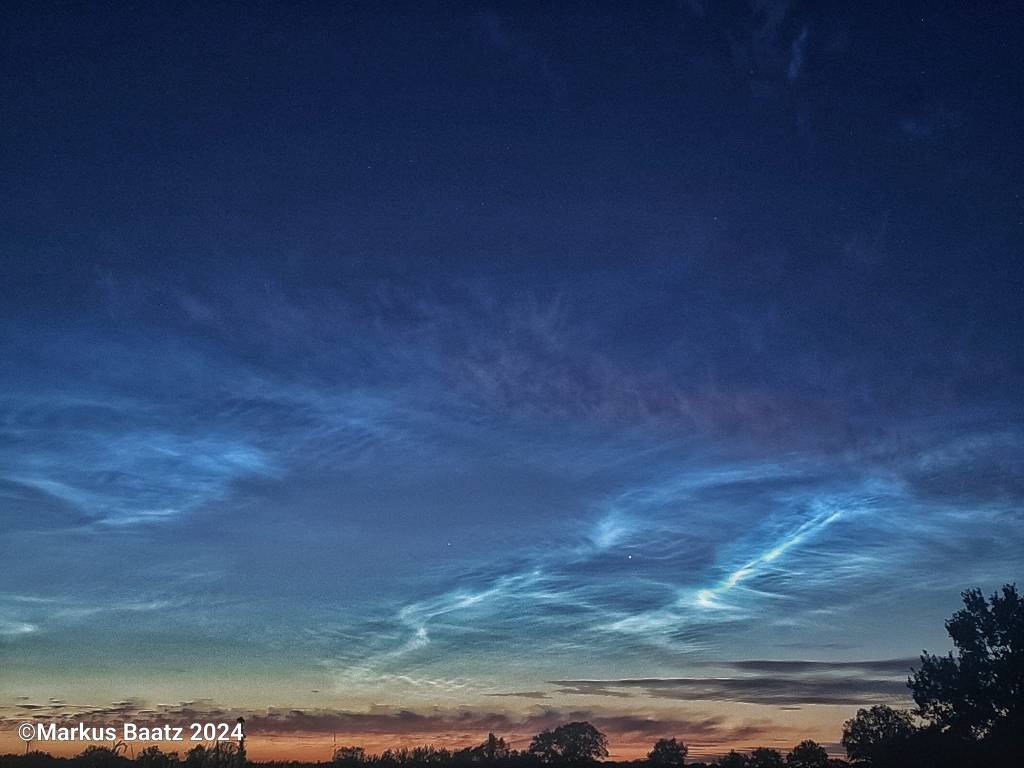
1, 727, 1022, 768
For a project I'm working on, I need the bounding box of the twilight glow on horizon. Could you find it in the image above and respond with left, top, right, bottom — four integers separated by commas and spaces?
1, 1, 1022, 762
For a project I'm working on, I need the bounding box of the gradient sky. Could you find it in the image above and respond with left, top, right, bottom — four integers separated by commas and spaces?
2, 1, 1023, 761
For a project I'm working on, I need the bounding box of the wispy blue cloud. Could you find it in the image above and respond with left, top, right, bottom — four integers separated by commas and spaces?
2, 276, 1022, 747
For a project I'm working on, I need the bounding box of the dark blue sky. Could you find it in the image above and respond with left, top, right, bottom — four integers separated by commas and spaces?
2, 1, 1023, 759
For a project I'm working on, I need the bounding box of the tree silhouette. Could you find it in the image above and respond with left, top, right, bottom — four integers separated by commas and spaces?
785, 741, 828, 768
748, 747, 784, 768
528, 723, 608, 764
841, 705, 915, 766
910, 583, 1023, 749
717, 751, 748, 768
646, 739, 687, 768
476, 734, 510, 762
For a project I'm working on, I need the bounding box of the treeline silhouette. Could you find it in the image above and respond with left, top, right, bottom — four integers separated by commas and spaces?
3, 584, 1021, 768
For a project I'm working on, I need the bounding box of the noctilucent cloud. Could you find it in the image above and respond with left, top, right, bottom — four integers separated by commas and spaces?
1, 1, 1022, 761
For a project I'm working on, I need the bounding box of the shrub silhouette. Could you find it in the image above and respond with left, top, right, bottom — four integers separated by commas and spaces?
333, 747, 367, 767
74, 747, 130, 768
136, 747, 179, 768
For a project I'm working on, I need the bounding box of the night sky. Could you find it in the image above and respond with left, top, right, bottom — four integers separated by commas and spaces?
2, 1, 1023, 761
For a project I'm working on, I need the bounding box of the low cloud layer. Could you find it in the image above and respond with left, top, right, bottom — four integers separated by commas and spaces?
550, 657, 917, 706
552, 677, 910, 707
1, 701, 772, 748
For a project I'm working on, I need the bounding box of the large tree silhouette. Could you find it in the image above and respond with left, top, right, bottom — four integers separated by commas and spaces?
909, 583, 1023, 749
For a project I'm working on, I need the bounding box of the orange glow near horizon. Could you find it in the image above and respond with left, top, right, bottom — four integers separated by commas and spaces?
0, 724, 842, 763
